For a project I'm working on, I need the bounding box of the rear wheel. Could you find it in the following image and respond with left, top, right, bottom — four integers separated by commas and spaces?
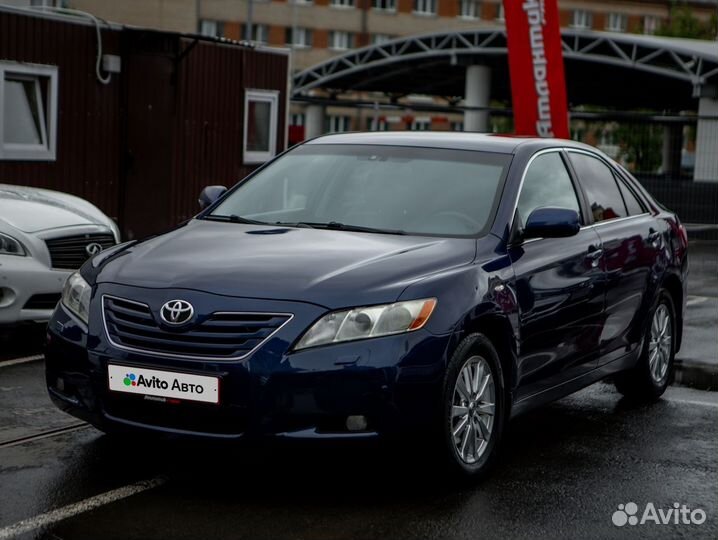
614, 290, 676, 401
442, 333, 506, 479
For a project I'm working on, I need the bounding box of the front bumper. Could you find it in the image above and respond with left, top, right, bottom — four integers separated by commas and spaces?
46, 290, 452, 440
0, 254, 69, 324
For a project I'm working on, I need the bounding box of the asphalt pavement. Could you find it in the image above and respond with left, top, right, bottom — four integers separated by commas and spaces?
0, 357, 716, 540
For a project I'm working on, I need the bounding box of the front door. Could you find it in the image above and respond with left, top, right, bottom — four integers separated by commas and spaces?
509, 151, 605, 401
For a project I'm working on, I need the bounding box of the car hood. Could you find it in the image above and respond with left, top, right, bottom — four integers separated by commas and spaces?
96, 219, 477, 308
0, 184, 113, 233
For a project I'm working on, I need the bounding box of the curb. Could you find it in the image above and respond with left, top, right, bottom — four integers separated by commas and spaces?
674, 360, 718, 392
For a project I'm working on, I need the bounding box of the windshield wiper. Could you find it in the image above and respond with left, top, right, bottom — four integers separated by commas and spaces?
203, 214, 269, 225
275, 221, 407, 235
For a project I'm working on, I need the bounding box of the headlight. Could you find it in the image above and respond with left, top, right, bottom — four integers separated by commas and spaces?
0, 232, 26, 256
295, 298, 437, 351
61, 272, 91, 325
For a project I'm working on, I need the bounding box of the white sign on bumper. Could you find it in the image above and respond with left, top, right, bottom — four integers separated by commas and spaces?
108, 364, 219, 404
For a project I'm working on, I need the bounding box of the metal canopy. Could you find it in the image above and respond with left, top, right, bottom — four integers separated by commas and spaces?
292, 28, 718, 110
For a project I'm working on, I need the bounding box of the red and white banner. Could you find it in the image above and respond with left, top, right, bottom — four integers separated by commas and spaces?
503, 0, 569, 138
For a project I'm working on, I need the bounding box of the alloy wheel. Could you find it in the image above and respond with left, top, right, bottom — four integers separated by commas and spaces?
450, 355, 495, 464
648, 303, 672, 383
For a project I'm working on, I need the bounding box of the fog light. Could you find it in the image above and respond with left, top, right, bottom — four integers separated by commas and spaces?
346, 415, 368, 432
0, 287, 16, 308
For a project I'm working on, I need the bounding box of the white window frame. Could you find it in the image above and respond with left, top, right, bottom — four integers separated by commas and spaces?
606, 12, 628, 32
244, 23, 268, 43
287, 27, 312, 48
329, 31, 353, 51
571, 9, 592, 29
330, 0, 355, 8
411, 117, 431, 131
199, 19, 222, 37
459, 0, 481, 20
372, 33, 392, 45
643, 15, 660, 35
243, 89, 279, 164
496, 3, 504, 21
0, 62, 58, 161
413, 0, 436, 16
328, 115, 350, 133
372, 0, 396, 12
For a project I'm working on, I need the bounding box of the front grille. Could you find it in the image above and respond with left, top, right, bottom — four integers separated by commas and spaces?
103, 296, 292, 359
24, 293, 61, 310
45, 233, 116, 270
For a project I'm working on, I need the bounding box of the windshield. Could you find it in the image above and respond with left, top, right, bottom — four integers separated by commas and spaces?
208, 144, 511, 237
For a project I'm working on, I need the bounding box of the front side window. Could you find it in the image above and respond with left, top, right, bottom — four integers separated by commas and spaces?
517, 152, 581, 228
0, 62, 58, 161
616, 176, 646, 216
209, 145, 511, 237
569, 152, 627, 223
244, 90, 279, 164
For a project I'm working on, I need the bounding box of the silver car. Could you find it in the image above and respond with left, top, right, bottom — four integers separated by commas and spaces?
0, 184, 119, 325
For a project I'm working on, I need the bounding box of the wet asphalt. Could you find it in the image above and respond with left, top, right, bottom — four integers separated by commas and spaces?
0, 358, 716, 540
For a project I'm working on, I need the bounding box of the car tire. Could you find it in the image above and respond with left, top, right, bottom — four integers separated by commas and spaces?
614, 289, 676, 401
442, 333, 506, 480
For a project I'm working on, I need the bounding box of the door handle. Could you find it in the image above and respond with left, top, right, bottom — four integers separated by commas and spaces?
648, 229, 661, 247
586, 247, 603, 268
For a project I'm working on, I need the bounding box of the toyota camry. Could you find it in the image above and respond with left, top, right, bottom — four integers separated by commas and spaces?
45, 133, 688, 478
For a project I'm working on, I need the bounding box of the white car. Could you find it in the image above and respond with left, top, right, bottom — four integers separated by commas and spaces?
0, 184, 120, 325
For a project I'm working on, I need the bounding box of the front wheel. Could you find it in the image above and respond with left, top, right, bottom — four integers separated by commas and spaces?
442, 333, 506, 480
615, 289, 676, 401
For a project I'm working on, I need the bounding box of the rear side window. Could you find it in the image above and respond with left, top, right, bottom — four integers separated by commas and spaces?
616, 177, 645, 216
569, 153, 627, 223
517, 152, 581, 228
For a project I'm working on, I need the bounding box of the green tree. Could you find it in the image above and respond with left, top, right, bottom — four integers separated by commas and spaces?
657, 3, 718, 40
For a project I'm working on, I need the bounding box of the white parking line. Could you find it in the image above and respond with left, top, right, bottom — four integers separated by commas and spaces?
0, 355, 44, 368
0, 476, 167, 540
686, 295, 710, 306
667, 398, 718, 409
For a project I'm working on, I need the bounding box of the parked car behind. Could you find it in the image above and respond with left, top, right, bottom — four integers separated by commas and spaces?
45, 133, 688, 479
0, 184, 119, 325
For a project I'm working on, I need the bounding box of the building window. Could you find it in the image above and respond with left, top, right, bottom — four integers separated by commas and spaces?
199, 19, 223, 37
372, 34, 393, 45
0, 62, 58, 161
242, 24, 268, 43
286, 27, 313, 48
290, 113, 305, 126
372, 0, 396, 11
571, 10, 592, 29
244, 89, 279, 164
331, 0, 355, 7
329, 31, 354, 50
606, 13, 628, 32
496, 3, 505, 21
413, 0, 436, 16
328, 116, 351, 133
643, 15, 660, 35
459, 0, 480, 19
411, 117, 431, 131
368, 117, 388, 131
451, 121, 464, 132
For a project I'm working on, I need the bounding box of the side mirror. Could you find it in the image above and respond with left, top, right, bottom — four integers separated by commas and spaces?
523, 208, 581, 240
198, 185, 227, 210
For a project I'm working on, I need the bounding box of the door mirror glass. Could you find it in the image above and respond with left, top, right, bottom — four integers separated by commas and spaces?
523, 208, 581, 239
198, 185, 227, 210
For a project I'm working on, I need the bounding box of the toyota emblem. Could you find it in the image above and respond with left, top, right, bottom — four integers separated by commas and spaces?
85, 242, 103, 256
160, 300, 194, 325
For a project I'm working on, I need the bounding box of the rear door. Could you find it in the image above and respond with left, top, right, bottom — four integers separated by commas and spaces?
567, 150, 659, 365
509, 150, 605, 401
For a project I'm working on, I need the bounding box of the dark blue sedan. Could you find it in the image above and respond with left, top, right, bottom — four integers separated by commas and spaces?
46, 133, 688, 478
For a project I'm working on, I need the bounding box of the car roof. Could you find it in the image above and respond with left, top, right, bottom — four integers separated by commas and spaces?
305, 131, 599, 155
